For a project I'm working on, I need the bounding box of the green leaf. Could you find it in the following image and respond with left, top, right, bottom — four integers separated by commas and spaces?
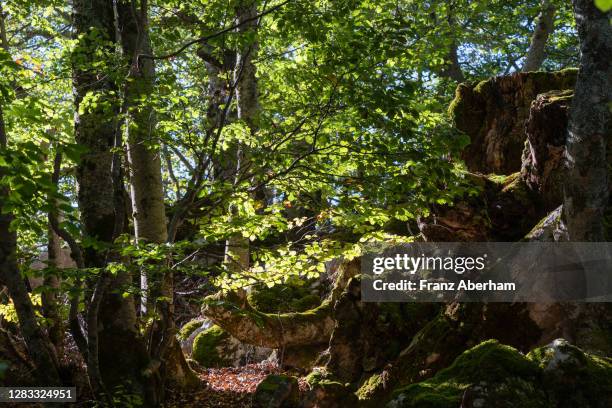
595, 0, 612, 12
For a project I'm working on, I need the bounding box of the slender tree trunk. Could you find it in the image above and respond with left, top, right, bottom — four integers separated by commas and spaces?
72, 0, 157, 403
117, 0, 167, 313
116, 0, 197, 390
431, 3, 465, 82
224, 0, 261, 273
441, 41, 465, 82
564, 0, 611, 241
523, 0, 556, 72
43, 220, 63, 354
0, 107, 61, 386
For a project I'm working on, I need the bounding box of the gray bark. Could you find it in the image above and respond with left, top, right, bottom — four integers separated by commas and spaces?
224, 0, 261, 273
73, 0, 157, 403
43, 213, 63, 353
564, 0, 612, 241
523, 1, 557, 72
116, 0, 197, 390
117, 0, 167, 308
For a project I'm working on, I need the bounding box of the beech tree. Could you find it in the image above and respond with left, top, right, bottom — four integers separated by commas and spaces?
563, 0, 611, 241
72, 0, 157, 402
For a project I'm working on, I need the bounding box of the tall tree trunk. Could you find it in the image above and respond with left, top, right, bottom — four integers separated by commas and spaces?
0, 7, 61, 386
224, 0, 261, 273
117, 0, 167, 313
72, 0, 157, 403
523, 0, 556, 72
564, 0, 611, 241
0, 108, 61, 386
116, 0, 197, 390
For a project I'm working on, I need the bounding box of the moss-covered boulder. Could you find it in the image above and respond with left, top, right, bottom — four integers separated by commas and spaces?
178, 318, 209, 355
360, 302, 542, 406
191, 325, 271, 367
253, 374, 300, 408
528, 339, 612, 408
385, 339, 612, 408
178, 318, 207, 342
449, 69, 577, 174
386, 340, 547, 408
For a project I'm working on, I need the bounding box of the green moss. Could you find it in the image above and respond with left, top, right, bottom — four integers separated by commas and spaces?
304, 368, 359, 406
257, 374, 297, 392
247, 280, 321, 313
486, 173, 511, 185
388, 338, 612, 408
543, 89, 573, 103
191, 325, 229, 367
388, 340, 544, 408
272, 299, 331, 323
177, 318, 205, 341
527, 340, 612, 407
356, 373, 384, 401
304, 368, 347, 388
500, 172, 534, 207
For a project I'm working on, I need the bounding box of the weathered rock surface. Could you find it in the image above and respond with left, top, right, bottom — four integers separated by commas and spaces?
253, 374, 300, 408
418, 172, 542, 241
521, 90, 573, 211
191, 325, 271, 367
357, 302, 542, 406
301, 368, 359, 408
324, 276, 440, 383
449, 69, 577, 174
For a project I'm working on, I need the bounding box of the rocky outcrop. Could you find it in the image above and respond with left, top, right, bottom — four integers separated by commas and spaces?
386, 339, 612, 408
421, 71, 579, 242
321, 276, 440, 383
521, 90, 573, 211
449, 69, 577, 174
418, 172, 543, 242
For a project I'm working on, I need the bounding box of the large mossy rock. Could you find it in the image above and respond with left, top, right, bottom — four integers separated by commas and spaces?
386, 338, 612, 408
359, 302, 542, 406
386, 340, 547, 408
449, 69, 577, 174
191, 325, 271, 367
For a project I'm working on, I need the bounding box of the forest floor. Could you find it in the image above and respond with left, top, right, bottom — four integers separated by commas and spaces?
166, 361, 293, 407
